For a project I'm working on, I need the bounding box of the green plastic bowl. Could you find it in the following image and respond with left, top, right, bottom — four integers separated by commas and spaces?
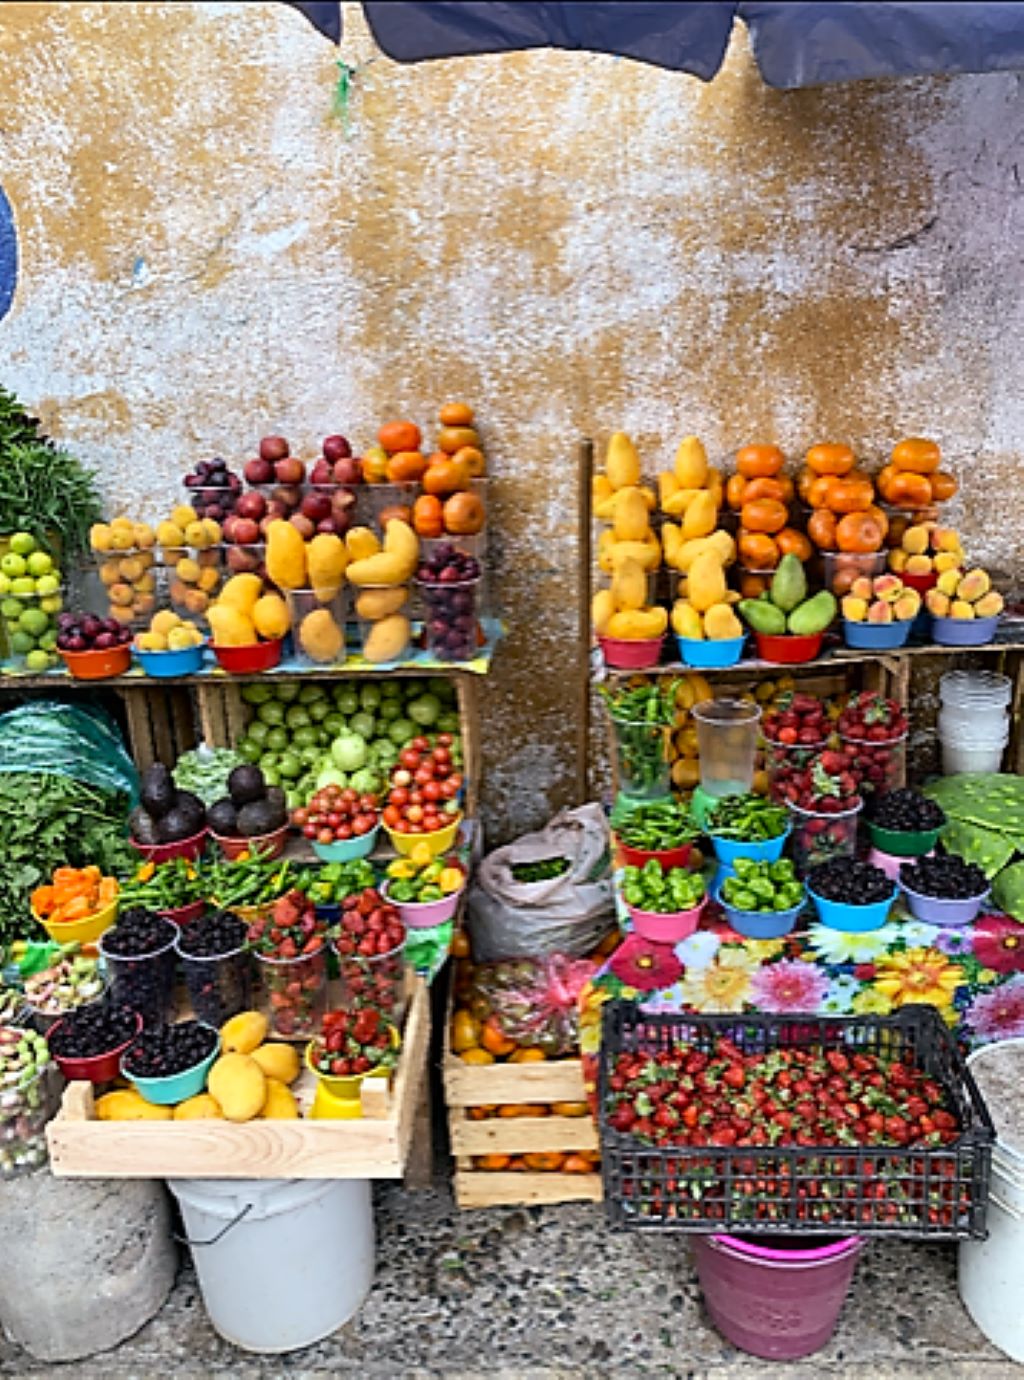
865, 820, 942, 858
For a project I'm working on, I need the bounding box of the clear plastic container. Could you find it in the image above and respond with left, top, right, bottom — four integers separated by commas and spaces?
940, 670, 1012, 711
285, 587, 347, 666
75, 552, 162, 630
938, 709, 1009, 739
693, 699, 762, 798
355, 482, 419, 529
23, 969, 109, 1036
417, 576, 482, 662
180, 945, 254, 1027
787, 800, 862, 875
182, 481, 241, 523
333, 939, 407, 1027
0, 587, 65, 672
98, 921, 178, 1026
256, 946, 328, 1040
840, 732, 906, 795
356, 595, 414, 665
609, 716, 673, 801
219, 540, 267, 581
0, 1057, 61, 1178
821, 550, 887, 595
166, 546, 223, 627
941, 733, 1008, 776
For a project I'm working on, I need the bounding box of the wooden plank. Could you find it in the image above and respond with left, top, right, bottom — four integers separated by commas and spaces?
119, 687, 157, 771
451, 1115, 598, 1156
150, 689, 176, 766
169, 686, 197, 759
454, 1171, 603, 1209
196, 682, 229, 749
577, 437, 594, 806
456, 674, 481, 818
444, 1059, 589, 1107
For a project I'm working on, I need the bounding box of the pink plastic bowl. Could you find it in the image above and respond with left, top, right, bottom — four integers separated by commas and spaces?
598, 634, 665, 669
129, 828, 208, 864
381, 879, 465, 929
625, 896, 706, 943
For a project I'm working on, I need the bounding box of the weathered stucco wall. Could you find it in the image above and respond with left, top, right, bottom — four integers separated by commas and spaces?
1, 3, 1023, 840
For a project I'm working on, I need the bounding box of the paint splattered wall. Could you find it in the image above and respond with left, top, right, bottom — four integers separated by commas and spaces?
1, 3, 1022, 840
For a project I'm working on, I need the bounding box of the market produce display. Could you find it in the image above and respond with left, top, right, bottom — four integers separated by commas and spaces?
383, 734, 463, 836
48, 1004, 138, 1063
738, 555, 837, 640
612, 798, 699, 852
122, 1020, 218, 1080
292, 784, 379, 846
621, 861, 704, 915
840, 574, 921, 627
100, 909, 177, 1023
868, 788, 945, 834
31, 866, 118, 928
130, 763, 207, 848
308, 1007, 399, 1079
706, 794, 789, 842
0, 531, 65, 671
207, 765, 288, 844
808, 857, 894, 905
384, 855, 465, 904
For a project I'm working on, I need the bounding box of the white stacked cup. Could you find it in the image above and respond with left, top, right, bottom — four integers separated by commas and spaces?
938, 671, 1012, 774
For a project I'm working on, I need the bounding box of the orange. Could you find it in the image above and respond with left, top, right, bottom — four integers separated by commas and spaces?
835, 511, 884, 553
524, 1152, 566, 1171
480, 1017, 517, 1057
460, 1047, 494, 1065
725, 474, 748, 510
740, 498, 788, 534
805, 443, 855, 476
891, 437, 940, 474
378, 420, 421, 453
739, 476, 787, 505
829, 475, 874, 514
413, 494, 444, 539
451, 1010, 481, 1054
736, 444, 784, 479
386, 450, 427, 482
738, 529, 780, 570
929, 470, 957, 501
551, 1101, 590, 1117
439, 402, 474, 427
508, 1047, 546, 1063
498, 1103, 549, 1118
475, 1154, 510, 1170
562, 1154, 597, 1174
438, 425, 480, 454
807, 509, 838, 550
776, 528, 812, 561
887, 471, 933, 508
452, 445, 485, 478
807, 475, 840, 509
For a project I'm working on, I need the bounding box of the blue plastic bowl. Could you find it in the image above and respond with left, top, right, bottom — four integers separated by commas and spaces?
808, 885, 898, 933
674, 635, 746, 669
710, 827, 791, 869
931, 614, 1000, 647
842, 619, 911, 650
134, 640, 208, 678
120, 1027, 220, 1105
714, 884, 805, 939
311, 823, 380, 864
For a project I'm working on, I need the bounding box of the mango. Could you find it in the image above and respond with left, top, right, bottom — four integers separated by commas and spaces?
605, 536, 660, 572
307, 533, 348, 602
925, 589, 951, 617
156, 521, 185, 548
266, 519, 307, 591
345, 527, 381, 562
605, 432, 641, 490
867, 601, 893, 624
904, 555, 933, 576
957, 569, 991, 603
974, 591, 1004, 618
657, 471, 680, 507
346, 521, 420, 587
892, 591, 921, 621
688, 551, 727, 614
739, 597, 786, 635
612, 487, 649, 542
591, 590, 615, 635
208, 1052, 267, 1123
769, 554, 807, 614
355, 586, 408, 620
841, 595, 868, 622
671, 600, 704, 640
221, 1011, 268, 1055
611, 557, 647, 612
607, 607, 667, 640
787, 590, 837, 636
251, 1042, 301, 1086
253, 592, 291, 640
593, 474, 615, 507
662, 486, 703, 517
174, 1094, 224, 1120
299, 608, 344, 662
936, 568, 962, 597
259, 1079, 300, 1120
96, 1090, 173, 1121
208, 604, 257, 647
950, 600, 976, 620
681, 490, 717, 540
703, 603, 743, 640
674, 436, 709, 489
363, 613, 412, 662
219, 573, 263, 616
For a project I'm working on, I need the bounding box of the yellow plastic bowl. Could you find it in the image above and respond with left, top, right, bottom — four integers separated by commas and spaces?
384, 814, 463, 857
33, 896, 118, 947
304, 1026, 401, 1102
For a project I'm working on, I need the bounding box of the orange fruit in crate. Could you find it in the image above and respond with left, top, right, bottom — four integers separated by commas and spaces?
508, 1047, 546, 1063
378, 420, 421, 453
480, 1016, 517, 1057
806, 443, 855, 476
736, 444, 784, 478
476, 1154, 511, 1170
451, 1010, 480, 1053
460, 1047, 495, 1065
524, 1152, 566, 1171
563, 1154, 597, 1173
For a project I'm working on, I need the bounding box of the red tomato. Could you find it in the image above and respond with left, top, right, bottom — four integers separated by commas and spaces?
342, 788, 358, 803
399, 749, 421, 770
292, 808, 309, 826
389, 787, 409, 807
423, 815, 442, 831
359, 794, 378, 812
410, 736, 431, 752
439, 779, 458, 799
414, 765, 435, 785
408, 789, 423, 806
395, 819, 410, 833
353, 815, 375, 835
303, 823, 318, 839
449, 773, 464, 792
336, 823, 353, 839
406, 805, 424, 824
383, 805, 401, 827
422, 781, 441, 801
437, 733, 453, 747
317, 828, 334, 844
432, 746, 451, 764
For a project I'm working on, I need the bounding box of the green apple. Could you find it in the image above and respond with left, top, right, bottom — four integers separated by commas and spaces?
39, 594, 63, 615
0, 597, 24, 620
26, 552, 52, 577
34, 574, 59, 597
38, 629, 57, 651
10, 577, 35, 597
0, 574, 10, 597
10, 631, 35, 654
8, 532, 36, 557
19, 608, 49, 638
0, 553, 26, 579
25, 649, 52, 672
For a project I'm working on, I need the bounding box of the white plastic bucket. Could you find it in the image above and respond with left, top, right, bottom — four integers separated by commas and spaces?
938, 708, 1009, 738
168, 1178, 374, 1353
941, 734, 1008, 776
941, 670, 1012, 711
959, 1042, 1024, 1363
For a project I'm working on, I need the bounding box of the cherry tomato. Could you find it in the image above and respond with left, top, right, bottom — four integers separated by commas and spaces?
423, 815, 442, 831
391, 769, 412, 787
303, 823, 318, 839
410, 736, 431, 752
399, 749, 421, 770
317, 828, 335, 845
353, 815, 374, 835
342, 788, 358, 804
359, 794, 378, 812
292, 807, 309, 826
422, 781, 441, 801
414, 766, 435, 785
383, 805, 401, 827
336, 823, 353, 839
439, 779, 459, 799
406, 805, 424, 824
432, 746, 451, 764
389, 787, 410, 807
438, 733, 453, 747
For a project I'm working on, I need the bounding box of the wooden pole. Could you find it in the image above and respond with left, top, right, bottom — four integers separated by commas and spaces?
577, 438, 594, 804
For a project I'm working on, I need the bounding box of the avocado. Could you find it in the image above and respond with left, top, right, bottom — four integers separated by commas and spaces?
140, 763, 176, 818
264, 786, 288, 830
130, 806, 160, 845
158, 805, 197, 842
173, 790, 206, 836
228, 764, 266, 807
237, 799, 280, 838
207, 798, 240, 837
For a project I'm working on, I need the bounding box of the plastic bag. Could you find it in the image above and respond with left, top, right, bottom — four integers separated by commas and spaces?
469, 954, 598, 1056
468, 804, 614, 960
0, 701, 139, 801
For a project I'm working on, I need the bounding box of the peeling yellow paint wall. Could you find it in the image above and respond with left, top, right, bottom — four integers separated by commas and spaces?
1, 3, 1022, 839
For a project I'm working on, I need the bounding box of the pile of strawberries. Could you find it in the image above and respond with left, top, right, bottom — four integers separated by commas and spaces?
310, 1007, 398, 1079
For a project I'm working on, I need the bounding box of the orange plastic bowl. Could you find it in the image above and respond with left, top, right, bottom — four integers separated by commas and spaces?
211, 824, 289, 861
211, 640, 282, 674
60, 643, 133, 680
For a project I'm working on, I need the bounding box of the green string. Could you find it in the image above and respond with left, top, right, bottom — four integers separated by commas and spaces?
333, 60, 356, 132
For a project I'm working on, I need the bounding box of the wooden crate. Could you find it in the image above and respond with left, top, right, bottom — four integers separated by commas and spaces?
47, 979, 430, 1180
117, 683, 197, 772
442, 974, 602, 1209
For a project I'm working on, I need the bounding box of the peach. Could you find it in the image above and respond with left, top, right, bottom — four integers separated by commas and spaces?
974, 591, 1004, 618
933, 552, 961, 573
925, 589, 951, 617
867, 601, 894, 623
841, 595, 869, 622
887, 548, 908, 573
950, 599, 976, 620
957, 569, 991, 602
904, 554, 934, 576
849, 575, 874, 600
893, 591, 921, 621
872, 574, 903, 602
936, 568, 962, 597
901, 524, 930, 555
931, 527, 962, 553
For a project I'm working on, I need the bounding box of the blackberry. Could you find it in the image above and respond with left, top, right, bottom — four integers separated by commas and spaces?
102, 908, 175, 958
176, 910, 247, 960
809, 857, 893, 905
122, 1020, 217, 1078
49, 1003, 138, 1060
177, 911, 253, 1026
900, 855, 988, 900
871, 789, 945, 833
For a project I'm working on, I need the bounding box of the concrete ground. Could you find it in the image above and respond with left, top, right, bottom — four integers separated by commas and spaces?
1, 1180, 1021, 1379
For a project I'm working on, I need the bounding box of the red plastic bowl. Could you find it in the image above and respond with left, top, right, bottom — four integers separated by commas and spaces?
598, 634, 665, 669
49, 1011, 143, 1083
158, 899, 207, 925
615, 838, 695, 871
902, 570, 938, 595
211, 639, 282, 674
211, 824, 289, 861
60, 644, 133, 680
755, 632, 824, 664
129, 828, 208, 864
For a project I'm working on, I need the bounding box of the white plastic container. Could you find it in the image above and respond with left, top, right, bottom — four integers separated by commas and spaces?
959, 1041, 1024, 1363
168, 1177, 374, 1352
938, 708, 1010, 738
941, 731, 1009, 776
941, 670, 1012, 711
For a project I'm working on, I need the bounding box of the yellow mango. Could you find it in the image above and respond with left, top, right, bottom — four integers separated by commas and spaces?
260, 1079, 300, 1120
888, 549, 908, 573
671, 600, 703, 640
253, 593, 291, 640
610, 535, 661, 571
658, 472, 680, 507
592, 588, 616, 636
950, 600, 976, 620
208, 1053, 268, 1123
221, 1011, 268, 1054
593, 474, 615, 506
957, 569, 991, 602
307, 533, 348, 602
705, 466, 724, 507
661, 523, 681, 566
703, 603, 744, 640
974, 591, 1004, 618
96, 1090, 173, 1121
607, 606, 668, 640
612, 487, 649, 542
208, 604, 257, 647
345, 527, 381, 562
346, 521, 420, 587
299, 608, 344, 662
662, 487, 702, 517
686, 673, 713, 707
687, 551, 727, 613
363, 613, 412, 662
355, 586, 408, 620
681, 490, 718, 539
936, 568, 962, 598
173, 1094, 223, 1120
674, 436, 709, 489
605, 432, 641, 490
251, 1043, 301, 1086
265, 520, 307, 591
672, 758, 701, 790
611, 557, 646, 612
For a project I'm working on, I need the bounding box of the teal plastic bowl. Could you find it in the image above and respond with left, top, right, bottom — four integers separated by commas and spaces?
311, 822, 380, 863
120, 1027, 220, 1105
675, 635, 745, 669
808, 885, 897, 933
710, 827, 791, 868
134, 640, 208, 677
865, 819, 942, 858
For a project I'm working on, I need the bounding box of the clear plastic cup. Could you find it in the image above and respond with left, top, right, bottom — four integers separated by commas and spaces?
0, 587, 65, 672
693, 699, 762, 798
355, 482, 419, 528
416, 577, 482, 662
609, 716, 673, 801
840, 732, 906, 795
75, 553, 162, 630
99, 920, 178, 1026
0, 1057, 61, 1178
821, 550, 887, 595
285, 587, 348, 666
940, 670, 1012, 711
787, 799, 862, 875
356, 593, 414, 664
179, 945, 254, 1027
256, 946, 328, 1040
166, 546, 223, 627
333, 938, 407, 1027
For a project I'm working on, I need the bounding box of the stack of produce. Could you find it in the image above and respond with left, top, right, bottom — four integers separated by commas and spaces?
737, 554, 837, 643
724, 443, 809, 573
840, 574, 921, 628
87, 519, 160, 626
207, 571, 291, 650
591, 433, 665, 643
886, 520, 964, 578
0, 531, 65, 670
206, 765, 289, 845
129, 763, 207, 848
797, 443, 887, 554
876, 437, 958, 510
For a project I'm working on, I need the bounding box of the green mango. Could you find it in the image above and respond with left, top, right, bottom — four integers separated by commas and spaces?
739, 598, 786, 635
769, 553, 808, 613
787, 590, 837, 636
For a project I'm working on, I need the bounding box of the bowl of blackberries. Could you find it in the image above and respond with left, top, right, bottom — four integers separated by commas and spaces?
120, 1019, 220, 1104
57, 613, 134, 679
48, 1003, 142, 1083
899, 855, 990, 927
98, 908, 179, 1026
866, 789, 946, 858
414, 544, 483, 663
807, 857, 898, 933
174, 910, 253, 1027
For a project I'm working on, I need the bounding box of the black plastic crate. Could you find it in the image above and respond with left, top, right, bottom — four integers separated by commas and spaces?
599, 1002, 994, 1238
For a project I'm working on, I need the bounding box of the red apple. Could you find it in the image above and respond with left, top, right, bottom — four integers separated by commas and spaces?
231, 517, 261, 545
260, 436, 289, 462
244, 457, 274, 485
220, 515, 240, 543
331, 490, 356, 518
235, 490, 267, 522
317, 517, 347, 535
310, 458, 333, 486
227, 546, 261, 573
301, 491, 332, 523
332, 457, 362, 485
323, 434, 351, 461
274, 457, 305, 485
289, 513, 315, 539
272, 484, 302, 511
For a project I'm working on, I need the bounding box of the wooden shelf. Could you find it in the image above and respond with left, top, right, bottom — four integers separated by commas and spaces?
46, 979, 430, 1181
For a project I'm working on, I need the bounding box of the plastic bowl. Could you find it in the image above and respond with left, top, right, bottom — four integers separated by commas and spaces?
385, 815, 462, 857
842, 619, 912, 650
32, 895, 118, 948
211, 824, 289, 861
625, 896, 706, 943
120, 1028, 220, 1105
129, 828, 208, 864
931, 614, 1000, 648
304, 1025, 401, 1099
614, 838, 695, 871
134, 640, 208, 678
902, 570, 938, 595
865, 820, 942, 858
597, 634, 664, 670
211, 639, 282, 673
675, 635, 745, 669
311, 823, 381, 863
898, 880, 990, 928
381, 878, 465, 929
710, 828, 791, 868
59, 643, 132, 680
48, 1010, 143, 1084
808, 885, 898, 933
158, 899, 207, 926
754, 632, 824, 664
714, 885, 805, 940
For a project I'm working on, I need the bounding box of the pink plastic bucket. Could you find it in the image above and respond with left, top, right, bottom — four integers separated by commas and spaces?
693, 1232, 862, 1360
